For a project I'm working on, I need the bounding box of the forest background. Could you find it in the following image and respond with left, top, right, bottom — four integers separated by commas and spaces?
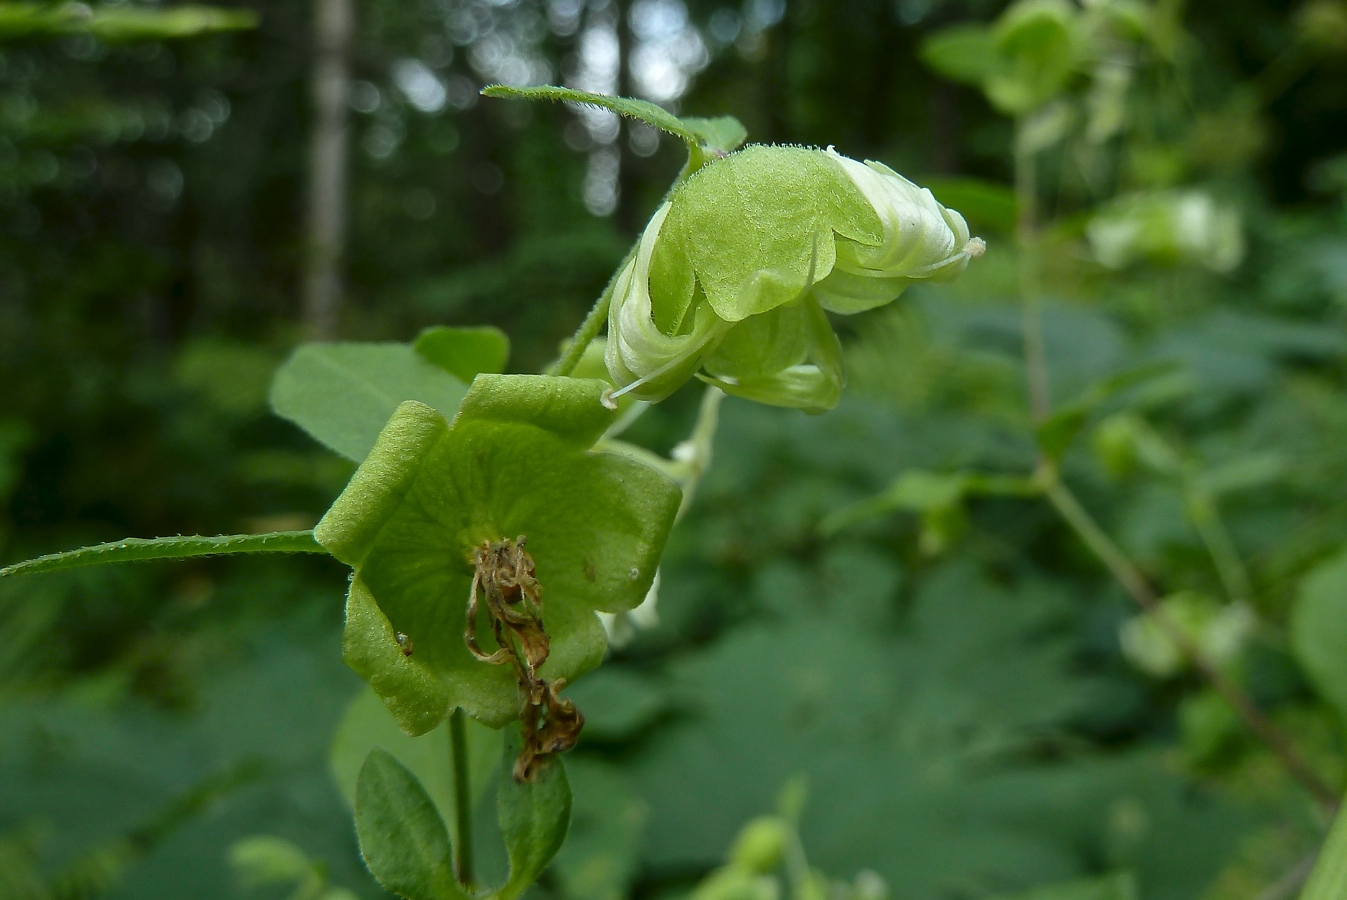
3, 0, 1347, 897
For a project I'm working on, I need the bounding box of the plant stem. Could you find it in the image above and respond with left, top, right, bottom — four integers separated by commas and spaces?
1184, 480, 1255, 606
549, 248, 631, 378
1040, 465, 1340, 812
450, 708, 475, 890
1014, 120, 1050, 423
303, 0, 354, 340
1010, 114, 1337, 813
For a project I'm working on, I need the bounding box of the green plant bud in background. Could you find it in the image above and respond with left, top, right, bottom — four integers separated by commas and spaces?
606, 145, 982, 411
1296, 0, 1347, 55
1086, 190, 1244, 273
921, 0, 1082, 117
728, 816, 788, 874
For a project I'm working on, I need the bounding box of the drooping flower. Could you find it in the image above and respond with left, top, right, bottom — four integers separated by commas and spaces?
605, 144, 983, 411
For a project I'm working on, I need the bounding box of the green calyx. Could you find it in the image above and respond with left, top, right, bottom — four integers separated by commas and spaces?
605, 144, 982, 411
316, 374, 682, 733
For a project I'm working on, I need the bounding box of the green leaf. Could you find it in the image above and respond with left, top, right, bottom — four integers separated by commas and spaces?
228, 836, 317, 887
989, 871, 1137, 900
820, 470, 1038, 535
330, 687, 502, 841
269, 343, 471, 463
415, 327, 510, 383
1291, 549, 1347, 723
699, 296, 845, 414
649, 145, 882, 326
550, 760, 649, 900
480, 86, 746, 177
0, 3, 256, 40
921, 23, 997, 85
678, 116, 749, 155
1036, 361, 1180, 460
354, 749, 466, 900
0, 531, 325, 579
1302, 796, 1347, 900
495, 727, 573, 900
316, 376, 682, 728
986, 0, 1081, 116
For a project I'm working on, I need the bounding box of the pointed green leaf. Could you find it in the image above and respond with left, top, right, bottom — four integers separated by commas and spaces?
1036, 361, 1180, 460
1302, 796, 1347, 900
0, 4, 256, 40
270, 343, 470, 462
495, 728, 572, 900
319, 376, 682, 728
415, 327, 510, 383
921, 23, 997, 85
678, 116, 748, 155
354, 749, 466, 900
820, 470, 1039, 535
331, 687, 503, 844
0, 531, 325, 579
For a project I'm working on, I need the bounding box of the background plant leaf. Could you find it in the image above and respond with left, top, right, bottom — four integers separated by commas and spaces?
269, 343, 471, 463
354, 748, 466, 900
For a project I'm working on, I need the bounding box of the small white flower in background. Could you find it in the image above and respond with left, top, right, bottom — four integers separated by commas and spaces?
1087, 190, 1244, 273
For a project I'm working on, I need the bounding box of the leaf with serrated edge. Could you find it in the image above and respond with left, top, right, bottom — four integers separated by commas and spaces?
317, 375, 681, 730
354, 749, 466, 900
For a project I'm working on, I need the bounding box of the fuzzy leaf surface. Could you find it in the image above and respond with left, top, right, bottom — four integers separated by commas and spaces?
495, 728, 572, 900
316, 376, 681, 730
648, 145, 882, 328
354, 749, 466, 900
0, 531, 325, 579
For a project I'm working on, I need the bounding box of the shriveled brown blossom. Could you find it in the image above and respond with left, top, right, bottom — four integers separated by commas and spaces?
465, 536, 584, 781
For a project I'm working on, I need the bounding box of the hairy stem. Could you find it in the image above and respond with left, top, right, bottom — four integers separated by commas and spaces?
548, 246, 631, 378
1041, 466, 1339, 812
450, 708, 475, 889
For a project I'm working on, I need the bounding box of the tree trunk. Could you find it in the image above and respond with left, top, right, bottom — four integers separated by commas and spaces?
303, 0, 353, 340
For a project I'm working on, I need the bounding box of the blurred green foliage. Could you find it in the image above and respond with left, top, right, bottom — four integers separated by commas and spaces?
2, 0, 1347, 897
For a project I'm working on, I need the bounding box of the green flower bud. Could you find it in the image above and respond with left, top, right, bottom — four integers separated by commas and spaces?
693, 868, 781, 900
605, 145, 982, 411
728, 817, 789, 874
